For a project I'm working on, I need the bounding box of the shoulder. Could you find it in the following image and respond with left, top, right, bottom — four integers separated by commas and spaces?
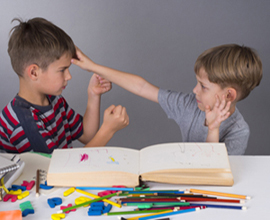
0, 97, 29, 127
228, 108, 249, 133
158, 89, 197, 109
220, 108, 250, 142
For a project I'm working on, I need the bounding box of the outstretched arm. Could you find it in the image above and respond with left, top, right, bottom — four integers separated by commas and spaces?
71, 47, 160, 103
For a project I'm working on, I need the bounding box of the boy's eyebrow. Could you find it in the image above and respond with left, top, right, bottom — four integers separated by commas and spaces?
58, 64, 71, 70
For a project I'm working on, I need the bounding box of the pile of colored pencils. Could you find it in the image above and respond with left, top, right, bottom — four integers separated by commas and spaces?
103, 188, 249, 219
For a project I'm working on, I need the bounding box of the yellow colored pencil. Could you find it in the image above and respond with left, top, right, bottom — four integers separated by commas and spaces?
189, 189, 251, 200
127, 209, 174, 220
75, 188, 122, 208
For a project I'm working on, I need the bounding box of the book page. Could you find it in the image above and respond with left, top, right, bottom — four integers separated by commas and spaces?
139, 142, 231, 174
48, 147, 140, 175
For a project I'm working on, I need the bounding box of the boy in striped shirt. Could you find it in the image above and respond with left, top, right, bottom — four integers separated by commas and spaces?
0, 17, 129, 153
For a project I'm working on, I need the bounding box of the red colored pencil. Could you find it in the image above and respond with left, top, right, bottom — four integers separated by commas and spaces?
179, 197, 243, 203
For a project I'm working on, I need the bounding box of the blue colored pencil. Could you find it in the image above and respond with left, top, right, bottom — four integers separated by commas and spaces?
189, 203, 246, 210
76, 186, 134, 191
137, 207, 199, 220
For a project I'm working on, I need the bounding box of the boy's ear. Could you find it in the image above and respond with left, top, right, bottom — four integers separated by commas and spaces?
226, 88, 237, 102
26, 64, 40, 81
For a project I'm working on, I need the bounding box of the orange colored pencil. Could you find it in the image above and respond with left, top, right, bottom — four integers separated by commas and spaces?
189, 189, 251, 200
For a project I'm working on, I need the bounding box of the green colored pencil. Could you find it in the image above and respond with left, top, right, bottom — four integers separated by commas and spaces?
104, 209, 171, 216
59, 191, 121, 213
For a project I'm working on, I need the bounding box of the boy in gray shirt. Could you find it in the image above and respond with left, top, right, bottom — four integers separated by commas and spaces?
71, 44, 262, 155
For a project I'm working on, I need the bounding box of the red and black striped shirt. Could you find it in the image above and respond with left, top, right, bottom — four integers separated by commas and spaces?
0, 95, 83, 153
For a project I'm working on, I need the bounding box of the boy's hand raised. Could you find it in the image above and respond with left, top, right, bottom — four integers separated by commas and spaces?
102, 105, 129, 134
71, 46, 95, 72
205, 95, 231, 130
88, 73, 112, 96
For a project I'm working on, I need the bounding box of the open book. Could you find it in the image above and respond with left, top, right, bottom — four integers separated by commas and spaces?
47, 142, 234, 187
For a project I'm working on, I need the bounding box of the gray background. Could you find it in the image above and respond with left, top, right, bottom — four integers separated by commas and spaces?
0, 0, 269, 155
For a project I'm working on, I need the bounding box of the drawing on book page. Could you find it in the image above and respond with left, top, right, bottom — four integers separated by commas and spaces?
140, 143, 230, 174
51, 147, 140, 174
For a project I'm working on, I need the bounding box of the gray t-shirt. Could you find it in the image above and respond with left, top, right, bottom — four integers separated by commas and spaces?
158, 89, 249, 155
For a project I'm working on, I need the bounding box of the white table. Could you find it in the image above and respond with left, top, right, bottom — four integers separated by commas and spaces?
1, 156, 269, 219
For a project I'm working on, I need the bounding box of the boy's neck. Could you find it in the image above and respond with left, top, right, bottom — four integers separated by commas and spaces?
18, 79, 49, 106
228, 104, 236, 116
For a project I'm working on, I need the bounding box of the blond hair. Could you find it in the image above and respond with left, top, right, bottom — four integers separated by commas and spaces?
194, 44, 262, 101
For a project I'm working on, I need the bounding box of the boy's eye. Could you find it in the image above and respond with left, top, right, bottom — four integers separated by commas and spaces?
201, 84, 206, 89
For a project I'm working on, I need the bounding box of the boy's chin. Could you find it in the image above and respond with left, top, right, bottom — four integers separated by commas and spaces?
197, 104, 205, 112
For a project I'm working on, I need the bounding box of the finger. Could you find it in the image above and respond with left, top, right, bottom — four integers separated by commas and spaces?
112, 105, 123, 115
215, 95, 221, 108
219, 95, 227, 110
105, 105, 116, 114
205, 105, 211, 113
100, 82, 112, 89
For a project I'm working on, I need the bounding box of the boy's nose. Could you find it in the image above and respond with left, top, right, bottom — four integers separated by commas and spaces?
65, 69, 72, 81
193, 83, 198, 94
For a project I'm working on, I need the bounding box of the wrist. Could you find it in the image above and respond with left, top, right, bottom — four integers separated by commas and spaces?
99, 124, 115, 140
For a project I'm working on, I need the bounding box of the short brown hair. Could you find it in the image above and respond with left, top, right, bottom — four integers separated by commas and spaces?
8, 17, 77, 76
194, 44, 262, 101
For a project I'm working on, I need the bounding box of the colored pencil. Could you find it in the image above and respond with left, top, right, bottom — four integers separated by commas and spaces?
127, 210, 174, 220
59, 191, 121, 213
189, 203, 247, 210
156, 193, 216, 198
189, 189, 251, 200
35, 169, 40, 197
104, 209, 172, 216
76, 186, 134, 191
76, 188, 121, 208
119, 198, 181, 203
137, 205, 206, 211
137, 207, 200, 220
155, 219, 170, 220
123, 202, 190, 206
123, 190, 185, 194
179, 197, 244, 203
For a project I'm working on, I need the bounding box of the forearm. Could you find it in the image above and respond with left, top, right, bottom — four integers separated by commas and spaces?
206, 128, 220, 143
83, 124, 114, 147
79, 94, 101, 144
91, 64, 159, 102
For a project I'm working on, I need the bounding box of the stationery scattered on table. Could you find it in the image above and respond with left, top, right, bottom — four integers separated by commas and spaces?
0, 154, 25, 199
36, 169, 40, 197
